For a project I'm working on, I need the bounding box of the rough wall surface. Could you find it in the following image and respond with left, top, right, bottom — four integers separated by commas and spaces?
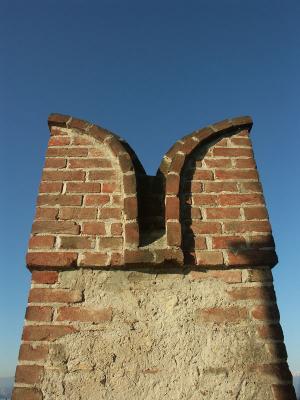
13, 114, 296, 400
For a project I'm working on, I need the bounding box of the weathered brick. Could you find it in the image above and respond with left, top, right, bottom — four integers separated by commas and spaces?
204, 158, 232, 168
79, 252, 109, 267
197, 307, 248, 323
59, 236, 94, 249
35, 207, 58, 220
166, 196, 180, 219
251, 304, 280, 321
206, 208, 240, 219
42, 170, 85, 181
100, 237, 123, 249
15, 365, 43, 384
213, 148, 253, 157
125, 223, 139, 245
227, 286, 275, 302
88, 169, 116, 180
12, 387, 42, 400
32, 221, 80, 234
166, 173, 180, 194
167, 221, 181, 246
29, 235, 55, 249
27, 252, 78, 268
84, 194, 110, 206
124, 196, 137, 219
26, 306, 53, 321
100, 207, 122, 220
244, 207, 268, 219
196, 251, 223, 266
190, 221, 221, 234
47, 147, 88, 157
102, 182, 119, 193
190, 270, 242, 283
193, 170, 214, 180
227, 249, 278, 266
69, 158, 112, 168
204, 182, 238, 193
22, 325, 77, 341
247, 268, 273, 282
223, 221, 271, 233
212, 235, 246, 249
193, 194, 218, 206
32, 271, 58, 284
57, 306, 112, 322
234, 158, 256, 169
59, 207, 97, 220
257, 324, 284, 340
44, 157, 67, 169
37, 194, 82, 206
218, 194, 264, 206
266, 343, 287, 361
82, 222, 106, 235
29, 288, 82, 303
39, 182, 63, 193
48, 136, 71, 146
66, 182, 101, 193
19, 343, 49, 361
111, 223, 123, 235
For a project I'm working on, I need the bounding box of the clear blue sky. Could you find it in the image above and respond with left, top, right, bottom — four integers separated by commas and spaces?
0, 0, 299, 377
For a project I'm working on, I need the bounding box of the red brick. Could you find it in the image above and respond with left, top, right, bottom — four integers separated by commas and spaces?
88, 148, 104, 157
197, 307, 248, 323
248, 235, 275, 248
272, 384, 297, 400
215, 169, 258, 180
240, 182, 262, 193
37, 194, 82, 206
69, 158, 112, 168
227, 249, 277, 266
196, 251, 223, 266
234, 158, 256, 169
166, 196, 180, 219
125, 223, 139, 245
190, 221, 221, 234
29, 288, 82, 303
22, 325, 77, 341
190, 270, 242, 283
42, 170, 85, 181
227, 286, 275, 301
32, 221, 80, 234
167, 221, 181, 246
111, 223, 123, 235
29, 235, 55, 249
124, 249, 154, 264
251, 363, 292, 382
59, 236, 94, 249
48, 136, 71, 146
12, 387, 42, 400
82, 222, 106, 235
194, 237, 207, 249
85, 194, 110, 206
73, 136, 92, 145
35, 207, 58, 220
204, 182, 238, 193
102, 182, 119, 193
100, 208, 122, 219
251, 304, 280, 321
100, 237, 123, 249
191, 208, 202, 219
88, 170, 116, 180
223, 221, 271, 233
32, 271, 58, 284
206, 208, 240, 219
66, 182, 101, 193
212, 235, 246, 249
59, 207, 97, 220
39, 182, 63, 193
26, 306, 53, 321
79, 252, 109, 267
213, 148, 253, 157
166, 173, 180, 194
123, 174, 136, 194
257, 324, 284, 340
204, 158, 232, 168
266, 343, 287, 361
19, 343, 49, 361
247, 268, 273, 282
15, 365, 43, 384
57, 306, 112, 322
124, 196, 137, 219
230, 137, 251, 146
27, 252, 78, 269
218, 194, 264, 206
244, 207, 268, 220
44, 157, 67, 169
193, 170, 214, 180
193, 194, 218, 206
47, 147, 88, 157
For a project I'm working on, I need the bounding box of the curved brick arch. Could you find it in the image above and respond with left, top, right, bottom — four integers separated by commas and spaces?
27, 114, 145, 270
159, 116, 253, 248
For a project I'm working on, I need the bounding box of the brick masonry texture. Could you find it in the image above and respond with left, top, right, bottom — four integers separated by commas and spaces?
13, 114, 296, 400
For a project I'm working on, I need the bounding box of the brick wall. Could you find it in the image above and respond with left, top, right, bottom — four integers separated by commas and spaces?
12, 114, 296, 400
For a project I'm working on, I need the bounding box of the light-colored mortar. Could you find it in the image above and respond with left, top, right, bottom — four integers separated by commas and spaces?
39, 268, 274, 399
